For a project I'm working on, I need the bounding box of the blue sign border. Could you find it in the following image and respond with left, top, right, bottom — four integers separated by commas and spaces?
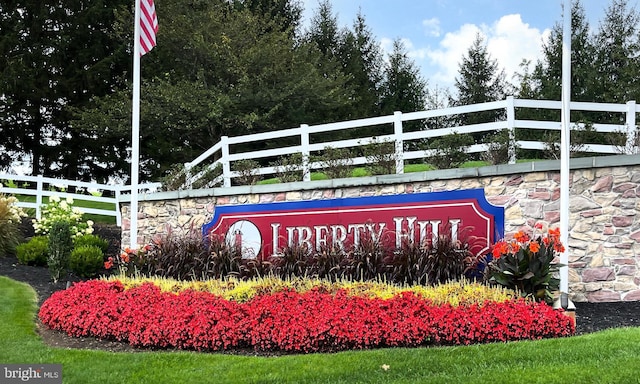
202, 188, 504, 239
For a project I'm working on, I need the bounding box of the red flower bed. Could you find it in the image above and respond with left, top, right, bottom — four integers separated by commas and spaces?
38, 280, 575, 353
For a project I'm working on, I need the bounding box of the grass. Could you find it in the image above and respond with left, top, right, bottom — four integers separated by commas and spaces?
3, 276, 640, 383
15, 195, 116, 225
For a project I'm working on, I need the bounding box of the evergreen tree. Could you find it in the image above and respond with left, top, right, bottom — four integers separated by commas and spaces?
425, 85, 455, 130
305, 0, 341, 58
531, 0, 595, 103
73, 0, 352, 181
380, 39, 428, 116
337, 11, 384, 119
452, 32, 507, 141
0, 0, 129, 179
592, 0, 640, 104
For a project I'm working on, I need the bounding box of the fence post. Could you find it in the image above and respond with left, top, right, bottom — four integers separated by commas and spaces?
184, 162, 192, 189
35, 175, 44, 220
506, 96, 516, 164
300, 124, 311, 182
626, 100, 637, 154
221, 136, 231, 187
393, 111, 404, 174
114, 186, 122, 227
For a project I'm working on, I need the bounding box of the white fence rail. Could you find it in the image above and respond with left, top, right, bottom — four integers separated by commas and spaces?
185, 96, 639, 188
0, 174, 160, 226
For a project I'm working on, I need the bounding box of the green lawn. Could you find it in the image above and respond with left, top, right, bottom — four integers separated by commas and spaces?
15, 195, 117, 225
2, 276, 640, 384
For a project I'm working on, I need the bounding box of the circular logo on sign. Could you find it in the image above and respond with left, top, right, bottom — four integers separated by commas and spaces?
226, 220, 262, 259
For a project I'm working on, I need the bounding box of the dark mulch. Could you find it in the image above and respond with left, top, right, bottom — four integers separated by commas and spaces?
2, 247, 640, 353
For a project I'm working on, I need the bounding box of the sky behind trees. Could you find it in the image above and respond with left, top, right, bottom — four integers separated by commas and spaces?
301, 0, 610, 88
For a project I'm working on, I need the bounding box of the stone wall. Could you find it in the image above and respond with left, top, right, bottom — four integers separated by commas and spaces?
120, 155, 640, 302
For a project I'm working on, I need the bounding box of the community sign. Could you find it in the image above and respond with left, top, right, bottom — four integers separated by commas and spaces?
202, 188, 504, 259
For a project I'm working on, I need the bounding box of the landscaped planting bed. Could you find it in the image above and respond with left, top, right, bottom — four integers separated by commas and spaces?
38, 279, 575, 353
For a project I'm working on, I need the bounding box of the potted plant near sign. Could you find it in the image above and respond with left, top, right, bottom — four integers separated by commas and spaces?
484, 223, 565, 305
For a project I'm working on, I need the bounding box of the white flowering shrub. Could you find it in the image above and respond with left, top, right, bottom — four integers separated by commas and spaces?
32, 196, 94, 238
0, 190, 28, 257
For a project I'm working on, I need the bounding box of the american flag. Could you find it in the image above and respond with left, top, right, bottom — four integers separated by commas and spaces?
139, 0, 158, 55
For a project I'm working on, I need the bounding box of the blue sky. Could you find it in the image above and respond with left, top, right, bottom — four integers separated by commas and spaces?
301, 0, 613, 90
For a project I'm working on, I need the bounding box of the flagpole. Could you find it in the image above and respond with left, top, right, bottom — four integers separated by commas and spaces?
130, 0, 141, 249
560, 0, 571, 297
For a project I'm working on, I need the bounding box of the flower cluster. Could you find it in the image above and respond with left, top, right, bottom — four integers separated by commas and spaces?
0, 193, 27, 224
39, 280, 575, 353
486, 223, 565, 304
32, 196, 94, 238
104, 246, 150, 277
0, 194, 27, 224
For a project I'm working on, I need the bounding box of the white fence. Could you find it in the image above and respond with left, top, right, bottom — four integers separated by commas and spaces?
185, 96, 639, 188
0, 174, 160, 226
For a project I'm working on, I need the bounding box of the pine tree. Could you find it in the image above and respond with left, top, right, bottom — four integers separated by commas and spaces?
337, 11, 384, 119
380, 39, 428, 116
593, 0, 640, 104
0, 0, 130, 180
531, 0, 595, 103
452, 32, 507, 143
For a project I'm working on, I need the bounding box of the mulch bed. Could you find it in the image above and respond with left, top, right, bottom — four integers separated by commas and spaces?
2, 244, 640, 353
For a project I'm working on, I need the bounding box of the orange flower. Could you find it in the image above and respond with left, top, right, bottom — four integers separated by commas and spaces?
492, 241, 509, 259
510, 241, 521, 253
548, 227, 560, 238
529, 241, 540, 253
121, 253, 130, 263
542, 237, 551, 246
554, 243, 566, 253
513, 231, 529, 243
104, 257, 114, 270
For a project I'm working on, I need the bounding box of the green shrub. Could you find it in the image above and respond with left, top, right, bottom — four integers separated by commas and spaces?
315, 146, 354, 179
233, 159, 262, 186
69, 245, 104, 278
362, 138, 397, 175
482, 129, 515, 165
428, 132, 474, 169
47, 220, 73, 282
16, 236, 49, 266
74, 234, 109, 253
270, 153, 303, 183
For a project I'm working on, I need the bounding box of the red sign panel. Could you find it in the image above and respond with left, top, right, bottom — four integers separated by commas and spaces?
202, 189, 504, 259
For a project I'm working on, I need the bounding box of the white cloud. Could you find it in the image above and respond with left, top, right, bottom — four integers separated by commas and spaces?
487, 14, 550, 83
407, 14, 550, 89
426, 23, 482, 86
422, 17, 441, 37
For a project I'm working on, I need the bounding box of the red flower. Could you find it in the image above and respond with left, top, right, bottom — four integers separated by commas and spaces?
492, 241, 508, 259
